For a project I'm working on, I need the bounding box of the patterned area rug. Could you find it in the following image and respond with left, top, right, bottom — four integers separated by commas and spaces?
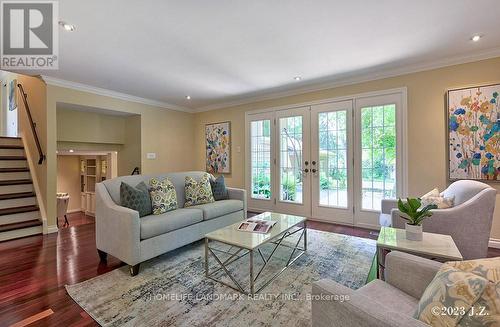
66, 229, 376, 326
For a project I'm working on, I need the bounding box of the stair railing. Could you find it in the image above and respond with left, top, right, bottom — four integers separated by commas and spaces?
17, 84, 45, 164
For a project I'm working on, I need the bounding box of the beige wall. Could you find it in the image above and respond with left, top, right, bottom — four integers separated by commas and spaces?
46, 84, 196, 228
57, 108, 126, 144
193, 57, 500, 239
56, 155, 81, 212
119, 115, 142, 176
17, 75, 51, 229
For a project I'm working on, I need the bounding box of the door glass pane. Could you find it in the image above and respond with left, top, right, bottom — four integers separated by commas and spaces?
318, 110, 347, 207
250, 120, 271, 199
361, 104, 396, 210
279, 116, 303, 203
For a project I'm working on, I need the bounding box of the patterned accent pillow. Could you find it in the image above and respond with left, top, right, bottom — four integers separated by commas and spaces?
184, 174, 215, 207
414, 263, 490, 326
120, 181, 152, 217
420, 188, 454, 209
149, 177, 178, 215
210, 175, 229, 201
447, 258, 500, 327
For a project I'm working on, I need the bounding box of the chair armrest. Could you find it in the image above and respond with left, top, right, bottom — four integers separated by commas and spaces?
95, 183, 141, 266
227, 187, 247, 219
312, 279, 428, 327
381, 198, 399, 214
384, 251, 441, 299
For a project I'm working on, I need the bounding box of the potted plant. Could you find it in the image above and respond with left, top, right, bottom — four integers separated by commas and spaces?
397, 198, 437, 241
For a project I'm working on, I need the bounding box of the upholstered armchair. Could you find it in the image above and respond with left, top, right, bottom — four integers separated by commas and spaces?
379, 180, 497, 259
312, 251, 440, 327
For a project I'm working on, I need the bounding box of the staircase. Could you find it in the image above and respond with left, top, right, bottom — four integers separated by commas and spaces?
0, 136, 42, 242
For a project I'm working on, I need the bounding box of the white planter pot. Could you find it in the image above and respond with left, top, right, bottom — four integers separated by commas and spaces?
405, 223, 423, 241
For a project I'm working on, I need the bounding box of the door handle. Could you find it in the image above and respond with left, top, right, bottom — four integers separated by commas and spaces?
304, 161, 309, 166
303, 168, 309, 173
312, 161, 317, 166
311, 168, 317, 174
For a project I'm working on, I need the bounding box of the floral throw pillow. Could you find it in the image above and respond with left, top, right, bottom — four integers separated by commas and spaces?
184, 174, 215, 207
414, 260, 494, 327
149, 177, 178, 215
447, 258, 500, 327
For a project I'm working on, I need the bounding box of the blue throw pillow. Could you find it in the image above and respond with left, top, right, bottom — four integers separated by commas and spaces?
120, 181, 152, 217
210, 175, 229, 201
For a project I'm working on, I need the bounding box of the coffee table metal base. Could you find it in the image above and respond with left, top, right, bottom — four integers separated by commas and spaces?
205, 224, 307, 295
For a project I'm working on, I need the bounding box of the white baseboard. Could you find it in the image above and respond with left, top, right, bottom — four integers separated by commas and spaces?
46, 225, 59, 234
489, 238, 500, 249
67, 209, 83, 214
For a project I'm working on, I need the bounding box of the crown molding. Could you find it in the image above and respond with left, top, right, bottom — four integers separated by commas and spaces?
41, 76, 194, 113
195, 47, 500, 112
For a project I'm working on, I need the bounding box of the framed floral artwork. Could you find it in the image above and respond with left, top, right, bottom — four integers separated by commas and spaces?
447, 84, 499, 181
205, 121, 231, 174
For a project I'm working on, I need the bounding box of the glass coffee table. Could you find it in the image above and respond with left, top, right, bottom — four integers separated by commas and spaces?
204, 212, 307, 295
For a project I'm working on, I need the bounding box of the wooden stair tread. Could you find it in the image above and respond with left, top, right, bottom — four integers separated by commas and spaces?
0, 219, 41, 232
0, 192, 36, 200
0, 145, 24, 149
0, 205, 39, 216
0, 179, 32, 186
0, 167, 29, 173
0, 136, 21, 139
0, 156, 26, 160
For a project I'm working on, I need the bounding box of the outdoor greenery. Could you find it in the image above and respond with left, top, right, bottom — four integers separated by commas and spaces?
397, 198, 437, 226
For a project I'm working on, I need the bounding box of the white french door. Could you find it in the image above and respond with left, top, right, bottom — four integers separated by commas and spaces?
275, 107, 311, 216
246, 90, 405, 229
310, 100, 354, 224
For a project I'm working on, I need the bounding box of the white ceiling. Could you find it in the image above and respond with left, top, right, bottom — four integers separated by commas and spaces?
35, 0, 500, 111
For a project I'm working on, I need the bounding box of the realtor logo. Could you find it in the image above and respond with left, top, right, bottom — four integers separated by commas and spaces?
1, 1, 58, 69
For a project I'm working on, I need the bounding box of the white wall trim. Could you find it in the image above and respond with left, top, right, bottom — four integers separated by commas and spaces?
489, 238, 500, 249
66, 209, 83, 214
197, 46, 500, 112
41, 76, 194, 113
47, 225, 59, 234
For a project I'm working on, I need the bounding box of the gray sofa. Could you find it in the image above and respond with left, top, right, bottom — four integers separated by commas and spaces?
380, 180, 496, 259
312, 251, 440, 327
95, 171, 247, 275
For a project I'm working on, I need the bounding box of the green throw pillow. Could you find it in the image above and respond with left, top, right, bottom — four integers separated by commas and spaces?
149, 177, 178, 214
120, 181, 152, 217
184, 174, 215, 207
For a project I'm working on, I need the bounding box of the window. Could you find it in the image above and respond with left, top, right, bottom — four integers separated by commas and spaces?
250, 120, 271, 199
360, 104, 396, 210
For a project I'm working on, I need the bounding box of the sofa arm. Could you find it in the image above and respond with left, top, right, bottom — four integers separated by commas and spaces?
227, 187, 247, 219
385, 251, 441, 299
381, 198, 399, 214
312, 279, 428, 327
95, 183, 141, 266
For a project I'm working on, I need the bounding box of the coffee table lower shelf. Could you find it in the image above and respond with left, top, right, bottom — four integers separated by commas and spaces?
205, 223, 307, 295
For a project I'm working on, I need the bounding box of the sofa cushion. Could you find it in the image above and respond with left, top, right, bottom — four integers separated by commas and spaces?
210, 175, 229, 201
140, 208, 203, 240
149, 177, 178, 214
184, 174, 215, 207
120, 181, 152, 217
358, 279, 419, 316
190, 199, 243, 220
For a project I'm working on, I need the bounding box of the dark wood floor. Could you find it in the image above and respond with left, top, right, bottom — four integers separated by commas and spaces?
1, 211, 499, 326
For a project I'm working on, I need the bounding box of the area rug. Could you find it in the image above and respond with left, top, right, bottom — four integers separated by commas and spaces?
66, 229, 376, 326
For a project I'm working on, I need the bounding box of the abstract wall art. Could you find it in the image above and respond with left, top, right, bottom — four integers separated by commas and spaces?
206, 121, 231, 174
447, 84, 499, 181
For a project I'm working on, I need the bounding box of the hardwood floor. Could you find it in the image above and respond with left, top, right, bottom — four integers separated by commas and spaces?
1, 211, 499, 326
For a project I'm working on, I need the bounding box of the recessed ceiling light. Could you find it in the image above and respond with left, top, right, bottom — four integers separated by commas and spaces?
59, 21, 76, 32
471, 35, 481, 42
69, 149, 74, 153
185, 95, 191, 100
294, 76, 302, 81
